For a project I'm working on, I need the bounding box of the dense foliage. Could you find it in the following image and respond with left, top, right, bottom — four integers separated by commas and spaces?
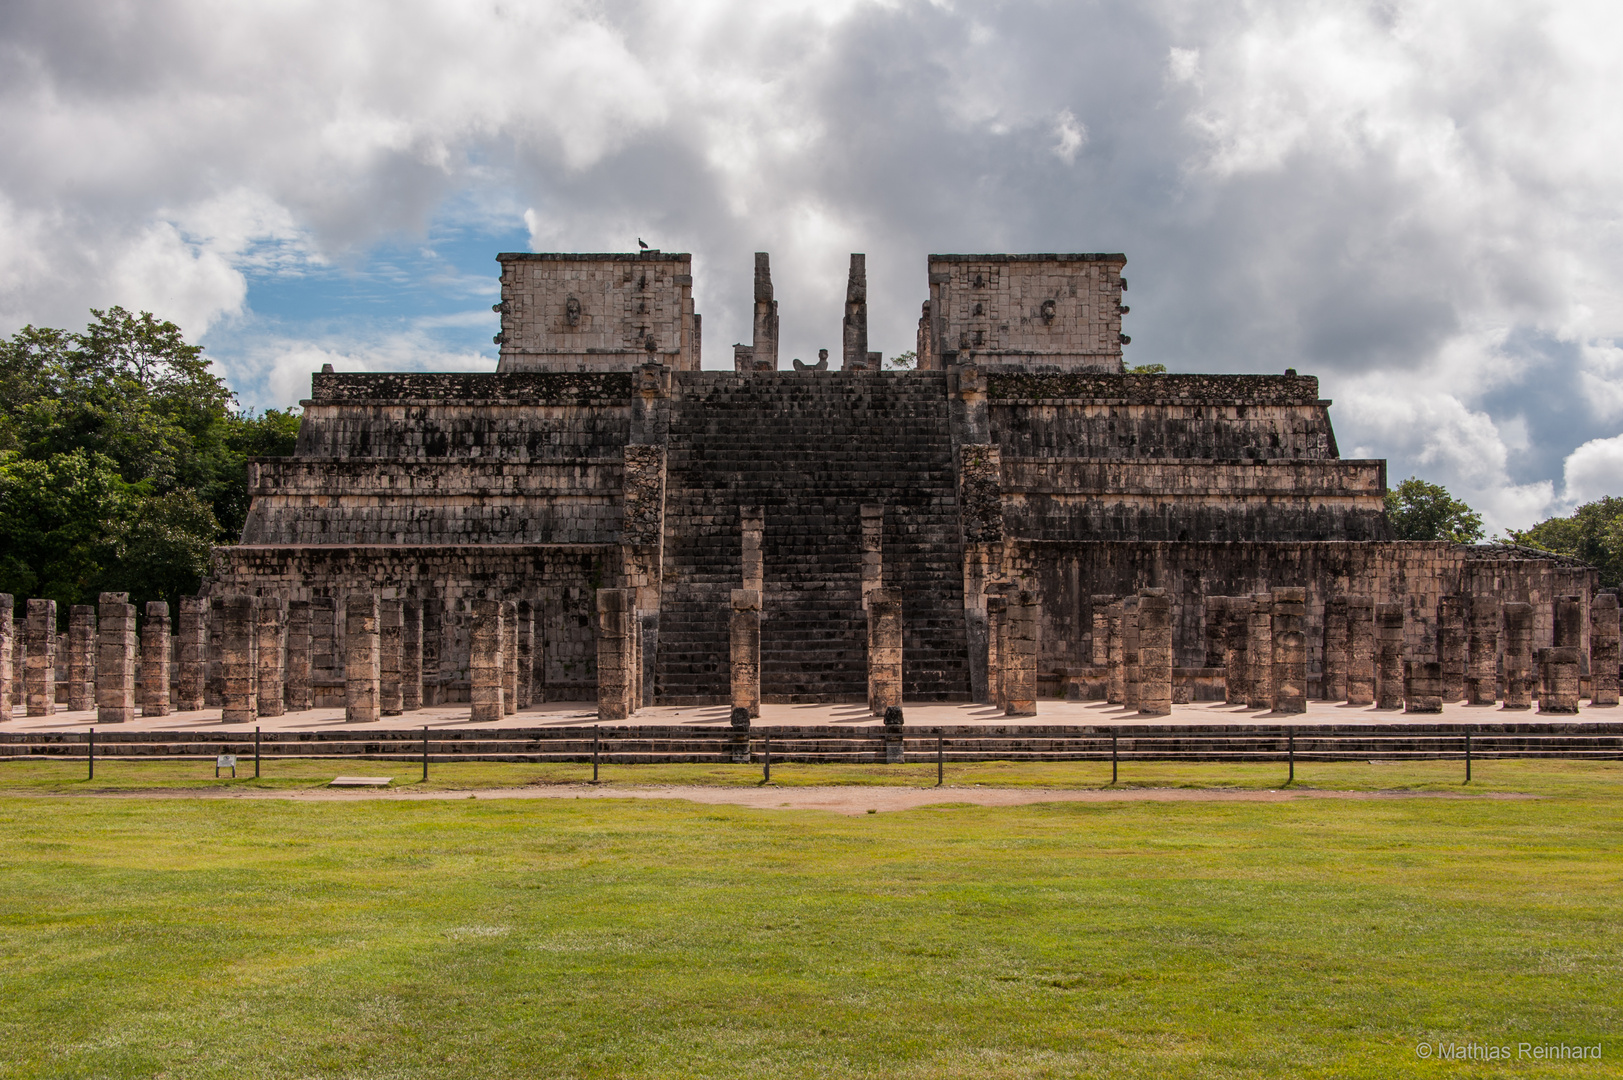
1384, 476, 1485, 543
1509, 496, 1623, 588
0, 308, 298, 618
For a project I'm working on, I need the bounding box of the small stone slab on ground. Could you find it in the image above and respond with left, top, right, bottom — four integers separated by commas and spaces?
329, 776, 393, 788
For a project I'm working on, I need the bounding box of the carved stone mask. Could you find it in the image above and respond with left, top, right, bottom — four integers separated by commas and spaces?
565, 296, 582, 326
1040, 298, 1057, 324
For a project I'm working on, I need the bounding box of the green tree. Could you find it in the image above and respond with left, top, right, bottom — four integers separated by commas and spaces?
884, 350, 917, 371
1127, 362, 1167, 374
0, 450, 136, 609
1508, 496, 1623, 588
1384, 476, 1485, 543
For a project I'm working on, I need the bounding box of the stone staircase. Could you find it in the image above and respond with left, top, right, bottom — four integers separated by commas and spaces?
657, 371, 970, 704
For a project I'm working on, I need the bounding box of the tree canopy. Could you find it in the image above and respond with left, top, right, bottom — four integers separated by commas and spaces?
0, 308, 299, 619
1508, 497, 1623, 588
1384, 476, 1485, 543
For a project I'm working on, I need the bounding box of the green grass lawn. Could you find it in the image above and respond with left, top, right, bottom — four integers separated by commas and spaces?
0, 762, 1619, 1078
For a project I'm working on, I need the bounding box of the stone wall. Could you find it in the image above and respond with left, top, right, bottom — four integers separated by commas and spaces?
922, 254, 1126, 370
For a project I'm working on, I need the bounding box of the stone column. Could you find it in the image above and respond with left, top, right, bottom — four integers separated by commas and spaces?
96, 593, 138, 723
252, 597, 284, 718
1321, 596, 1349, 702
1106, 598, 1126, 705
1502, 602, 1534, 709
401, 600, 424, 711
1245, 593, 1273, 710
285, 600, 312, 711
741, 506, 764, 593
176, 597, 208, 711
344, 593, 380, 723
1092, 594, 1114, 669
1003, 590, 1039, 717
1375, 603, 1405, 710
595, 589, 634, 722
422, 598, 444, 706
1137, 589, 1172, 716
0, 595, 12, 721
986, 594, 1008, 708
500, 601, 519, 716
514, 600, 532, 710
1554, 595, 1584, 648
24, 599, 56, 716
629, 616, 643, 713
68, 605, 96, 711
1271, 587, 1307, 714
861, 505, 885, 610
469, 599, 504, 722
1591, 592, 1620, 706
1403, 660, 1443, 713
1466, 596, 1502, 705
730, 589, 761, 718
1122, 596, 1141, 712
868, 588, 903, 716
1437, 595, 1467, 702
379, 599, 404, 716
1223, 597, 1251, 705
1346, 595, 1376, 706
310, 597, 336, 706
1203, 596, 1228, 671
220, 594, 259, 724
141, 601, 172, 717
1538, 647, 1581, 714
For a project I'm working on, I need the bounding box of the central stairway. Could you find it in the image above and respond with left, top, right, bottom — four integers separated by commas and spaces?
657, 371, 970, 704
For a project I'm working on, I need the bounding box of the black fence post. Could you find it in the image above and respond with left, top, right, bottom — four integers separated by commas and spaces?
763, 731, 772, 784
255, 727, 261, 779
1465, 729, 1472, 783
88, 728, 94, 781
422, 725, 429, 783
937, 734, 944, 787
1288, 726, 1295, 785
592, 727, 600, 783
1111, 731, 1118, 785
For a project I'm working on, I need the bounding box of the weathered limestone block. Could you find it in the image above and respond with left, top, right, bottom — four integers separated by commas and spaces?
1375, 603, 1405, 710
176, 597, 208, 711
0, 595, 12, 720
1502, 602, 1535, 710
24, 599, 56, 716
255, 597, 285, 718
501, 601, 519, 716
1437, 596, 1467, 702
1591, 592, 1620, 706
596, 589, 634, 722
1271, 587, 1307, 714
1321, 596, 1348, 702
514, 600, 533, 710
141, 602, 172, 717
1003, 590, 1040, 717
1203, 595, 1228, 670
1554, 595, 1584, 649
97, 593, 138, 723
1223, 597, 1251, 705
1538, 646, 1580, 714
1346, 595, 1376, 706
868, 588, 903, 716
1245, 593, 1273, 710
1466, 595, 1502, 706
344, 593, 380, 723
987, 594, 1009, 707
69, 605, 96, 711
379, 599, 404, 716
221, 594, 259, 724
1137, 589, 1172, 717
843, 253, 869, 369
730, 589, 761, 718
470, 599, 504, 722
285, 599, 313, 711
1092, 594, 1114, 667
1122, 596, 1140, 712
1404, 660, 1443, 714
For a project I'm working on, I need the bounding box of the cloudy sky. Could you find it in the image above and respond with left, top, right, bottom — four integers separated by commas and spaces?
2, 0, 1620, 532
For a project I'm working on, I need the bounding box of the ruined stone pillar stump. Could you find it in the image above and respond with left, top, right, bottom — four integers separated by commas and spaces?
469, 599, 505, 723
96, 593, 137, 723
221, 594, 259, 724
1466, 595, 1502, 705
1538, 647, 1581, 714
1321, 596, 1349, 702
141, 601, 172, 717
1137, 589, 1172, 717
344, 593, 380, 723
1404, 660, 1443, 714
595, 589, 634, 722
868, 588, 903, 717
1502, 602, 1535, 710
1375, 603, 1405, 710
731, 589, 761, 719
176, 597, 208, 711
1003, 590, 1040, 717
1346, 595, 1376, 706
1271, 587, 1307, 714
1590, 592, 1619, 706
69, 605, 96, 712
24, 599, 56, 716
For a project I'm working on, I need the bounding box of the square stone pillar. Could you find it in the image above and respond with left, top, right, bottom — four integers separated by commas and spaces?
24, 599, 56, 716
740, 506, 764, 593
285, 600, 312, 711
867, 588, 903, 716
596, 589, 634, 722
1222, 597, 1251, 705
1538, 646, 1581, 714
1122, 596, 1141, 711
1346, 595, 1376, 706
1003, 590, 1039, 717
141, 601, 172, 717
630, 614, 643, 713
860, 505, 885, 610
401, 600, 424, 711
1245, 593, 1273, 710
1467, 595, 1502, 705
221, 594, 259, 724
1403, 660, 1443, 713
422, 598, 444, 706
254, 597, 285, 718
344, 593, 380, 723
1437, 595, 1467, 702
379, 599, 404, 716
1105, 598, 1125, 705
1270, 587, 1307, 714
1502, 602, 1535, 709
68, 605, 96, 711
499, 601, 519, 716
1202, 596, 1228, 670
0, 595, 12, 721
1092, 594, 1115, 668
1374, 603, 1405, 710
1137, 589, 1172, 716
310, 597, 336, 702
1589, 592, 1619, 706
514, 600, 533, 709
470, 599, 505, 722
986, 593, 1009, 707
1321, 596, 1349, 702
1554, 595, 1584, 649
176, 597, 208, 711
731, 589, 762, 718
96, 593, 137, 723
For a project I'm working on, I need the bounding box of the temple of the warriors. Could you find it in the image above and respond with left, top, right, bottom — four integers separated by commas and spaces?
7, 249, 1615, 724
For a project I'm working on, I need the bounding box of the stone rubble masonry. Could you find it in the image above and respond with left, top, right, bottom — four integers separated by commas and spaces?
1106, 598, 1125, 705
867, 588, 903, 716
176, 597, 208, 711
842, 254, 870, 371
469, 599, 504, 722
1503, 602, 1535, 710
730, 589, 761, 718
344, 593, 380, 723
1375, 603, 1406, 710
1246, 594, 1273, 710
596, 589, 635, 722
220, 594, 259, 724
921, 254, 1127, 371
24, 599, 56, 716
1003, 590, 1040, 717
285, 599, 313, 711
141, 602, 172, 717
1538, 646, 1581, 715
1122, 596, 1141, 712
1321, 595, 1349, 702
0, 595, 12, 721
500, 601, 518, 716
96, 593, 138, 723
379, 599, 404, 716
1437, 595, 1468, 702
1346, 595, 1376, 706
68, 605, 96, 711
254, 597, 285, 717
1136, 589, 1172, 717
1404, 660, 1444, 714
956, 445, 1004, 546
1592, 592, 1619, 706
1270, 587, 1307, 714
1223, 597, 1251, 705
1467, 595, 1503, 706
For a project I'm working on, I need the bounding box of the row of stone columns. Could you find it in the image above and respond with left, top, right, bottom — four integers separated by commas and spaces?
984, 588, 1040, 716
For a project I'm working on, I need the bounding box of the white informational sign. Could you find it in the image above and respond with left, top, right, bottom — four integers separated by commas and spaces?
217, 755, 236, 768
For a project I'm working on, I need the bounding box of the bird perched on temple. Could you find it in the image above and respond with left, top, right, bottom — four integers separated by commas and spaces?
637, 238, 649, 250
